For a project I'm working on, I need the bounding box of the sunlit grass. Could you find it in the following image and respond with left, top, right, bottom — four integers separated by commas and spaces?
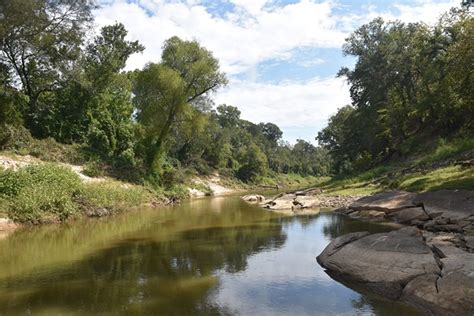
397, 165, 474, 192
320, 165, 474, 195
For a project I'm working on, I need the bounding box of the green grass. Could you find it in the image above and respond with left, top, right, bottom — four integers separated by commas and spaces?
413, 137, 474, 166
319, 136, 474, 195
397, 165, 474, 192
0, 164, 82, 223
0, 164, 157, 224
80, 180, 154, 211
319, 164, 474, 195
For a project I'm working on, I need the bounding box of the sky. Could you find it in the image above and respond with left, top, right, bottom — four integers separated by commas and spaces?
94, 0, 459, 144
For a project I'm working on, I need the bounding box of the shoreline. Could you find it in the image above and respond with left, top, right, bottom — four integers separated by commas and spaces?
317, 190, 474, 316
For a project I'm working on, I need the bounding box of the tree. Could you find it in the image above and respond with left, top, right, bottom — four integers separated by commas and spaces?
48, 23, 144, 166
260, 122, 283, 144
0, 0, 95, 135
216, 104, 241, 128
134, 37, 227, 173
237, 143, 268, 182
319, 10, 474, 174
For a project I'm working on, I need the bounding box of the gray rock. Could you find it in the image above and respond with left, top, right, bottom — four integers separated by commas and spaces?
402, 243, 474, 316
241, 194, 265, 203
263, 194, 297, 210
358, 210, 386, 220
349, 191, 417, 213
389, 207, 430, 224
464, 236, 474, 251
413, 190, 474, 220
317, 227, 440, 299
294, 195, 319, 208
316, 231, 369, 264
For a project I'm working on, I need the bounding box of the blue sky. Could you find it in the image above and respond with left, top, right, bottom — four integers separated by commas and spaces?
96, 0, 458, 144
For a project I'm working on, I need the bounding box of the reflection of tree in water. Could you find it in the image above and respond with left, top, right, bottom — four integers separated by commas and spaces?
0, 222, 286, 314
321, 213, 394, 240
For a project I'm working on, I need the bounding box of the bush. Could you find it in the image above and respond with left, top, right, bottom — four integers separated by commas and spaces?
80, 180, 151, 211
0, 164, 82, 223
0, 124, 33, 151
82, 160, 105, 177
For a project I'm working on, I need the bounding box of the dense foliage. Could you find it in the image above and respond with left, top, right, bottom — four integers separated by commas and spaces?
0, 164, 153, 223
317, 9, 473, 173
0, 0, 330, 187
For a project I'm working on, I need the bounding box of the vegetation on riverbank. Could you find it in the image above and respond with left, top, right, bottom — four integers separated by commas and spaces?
1, 2, 472, 224
0, 163, 157, 223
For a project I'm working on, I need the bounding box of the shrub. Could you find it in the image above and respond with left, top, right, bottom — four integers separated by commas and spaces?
82, 160, 105, 177
79, 180, 152, 211
0, 124, 33, 151
0, 164, 82, 223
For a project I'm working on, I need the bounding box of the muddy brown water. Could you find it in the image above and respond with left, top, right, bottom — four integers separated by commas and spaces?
0, 196, 424, 315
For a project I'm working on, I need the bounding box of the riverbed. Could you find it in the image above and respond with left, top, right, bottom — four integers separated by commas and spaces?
0, 196, 424, 315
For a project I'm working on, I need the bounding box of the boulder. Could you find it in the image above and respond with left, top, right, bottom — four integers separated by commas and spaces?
402, 243, 474, 316
294, 195, 320, 208
241, 194, 265, 203
349, 191, 417, 213
317, 231, 369, 264
413, 190, 474, 220
389, 207, 430, 224
317, 227, 441, 299
263, 194, 296, 210
358, 210, 386, 220
464, 236, 474, 251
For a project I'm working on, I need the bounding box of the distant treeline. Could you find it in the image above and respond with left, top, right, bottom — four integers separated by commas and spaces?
0, 0, 331, 186
317, 9, 473, 173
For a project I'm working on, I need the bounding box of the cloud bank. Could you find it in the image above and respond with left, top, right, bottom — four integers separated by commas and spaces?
95, 0, 458, 143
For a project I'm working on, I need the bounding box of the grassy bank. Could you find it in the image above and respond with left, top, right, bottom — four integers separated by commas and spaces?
0, 164, 160, 224
317, 138, 474, 196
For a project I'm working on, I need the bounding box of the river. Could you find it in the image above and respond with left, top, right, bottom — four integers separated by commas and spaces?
0, 195, 424, 315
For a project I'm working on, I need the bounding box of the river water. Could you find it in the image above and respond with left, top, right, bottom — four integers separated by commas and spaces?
0, 196, 424, 315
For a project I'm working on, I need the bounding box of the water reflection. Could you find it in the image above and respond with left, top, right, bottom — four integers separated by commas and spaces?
0, 197, 423, 315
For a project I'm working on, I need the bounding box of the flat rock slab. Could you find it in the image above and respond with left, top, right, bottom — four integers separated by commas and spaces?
317, 227, 440, 299
413, 190, 474, 220
389, 207, 430, 224
402, 243, 474, 316
349, 191, 417, 213
241, 194, 265, 203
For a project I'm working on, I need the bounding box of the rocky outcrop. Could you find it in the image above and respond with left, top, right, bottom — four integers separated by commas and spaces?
337, 190, 474, 236
413, 190, 474, 220
241, 194, 265, 203
349, 190, 417, 213
320, 189, 474, 316
241, 188, 361, 211
318, 228, 441, 299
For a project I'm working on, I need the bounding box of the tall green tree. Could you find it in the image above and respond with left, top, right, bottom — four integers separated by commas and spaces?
134, 37, 227, 173
0, 0, 95, 135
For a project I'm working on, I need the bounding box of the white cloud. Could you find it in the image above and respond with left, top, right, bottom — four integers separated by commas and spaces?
229, 0, 270, 15
214, 76, 351, 132
94, 0, 459, 142
94, 0, 346, 74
